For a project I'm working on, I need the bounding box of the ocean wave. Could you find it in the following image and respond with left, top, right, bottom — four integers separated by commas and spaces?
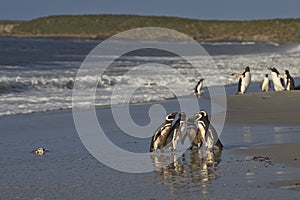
201, 41, 256, 46
1, 48, 300, 117
287, 44, 300, 53
0, 76, 75, 93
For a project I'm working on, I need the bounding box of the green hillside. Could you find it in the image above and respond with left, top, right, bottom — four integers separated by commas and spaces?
2, 15, 300, 42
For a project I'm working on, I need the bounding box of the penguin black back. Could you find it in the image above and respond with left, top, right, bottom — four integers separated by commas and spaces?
198, 110, 223, 149
150, 112, 177, 152
285, 70, 295, 90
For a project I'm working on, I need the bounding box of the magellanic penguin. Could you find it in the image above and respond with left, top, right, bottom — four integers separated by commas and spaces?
187, 114, 204, 150
285, 70, 295, 90
267, 67, 285, 91
32, 147, 45, 155
194, 78, 204, 97
196, 110, 223, 151
165, 112, 186, 151
261, 74, 271, 92
150, 112, 177, 152
179, 112, 187, 145
231, 66, 251, 94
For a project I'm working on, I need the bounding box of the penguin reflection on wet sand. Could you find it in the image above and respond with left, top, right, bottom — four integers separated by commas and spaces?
150, 112, 177, 152
267, 67, 285, 91
231, 66, 251, 94
194, 78, 204, 97
261, 74, 271, 92
195, 110, 223, 151
165, 112, 186, 151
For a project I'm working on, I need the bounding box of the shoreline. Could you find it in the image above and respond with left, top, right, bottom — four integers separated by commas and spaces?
1, 88, 300, 120
1, 35, 300, 45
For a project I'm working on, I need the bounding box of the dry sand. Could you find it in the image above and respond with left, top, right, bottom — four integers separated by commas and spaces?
226, 90, 300, 125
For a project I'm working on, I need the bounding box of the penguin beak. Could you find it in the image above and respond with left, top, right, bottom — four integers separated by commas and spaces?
267, 67, 272, 70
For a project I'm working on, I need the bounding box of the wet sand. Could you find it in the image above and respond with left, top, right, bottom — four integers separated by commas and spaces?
1, 90, 300, 199
227, 91, 300, 193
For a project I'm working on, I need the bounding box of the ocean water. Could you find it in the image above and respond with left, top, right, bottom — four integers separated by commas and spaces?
1, 37, 300, 116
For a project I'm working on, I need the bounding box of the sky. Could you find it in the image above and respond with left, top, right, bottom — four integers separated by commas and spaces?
1, 0, 300, 21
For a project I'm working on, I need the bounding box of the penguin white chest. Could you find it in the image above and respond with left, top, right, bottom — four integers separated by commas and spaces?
241, 72, 251, 93
271, 72, 284, 91
197, 82, 203, 92
261, 77, 269, 92
198, 122, 206, 142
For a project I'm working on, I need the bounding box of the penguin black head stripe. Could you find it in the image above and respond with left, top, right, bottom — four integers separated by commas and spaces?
179, 112, 186, 120
166, 112, 177, 122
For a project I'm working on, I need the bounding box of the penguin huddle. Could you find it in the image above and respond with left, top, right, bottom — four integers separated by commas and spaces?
150, 111, 223, 152
231, 66, 300, 94
267, 67, 300, 91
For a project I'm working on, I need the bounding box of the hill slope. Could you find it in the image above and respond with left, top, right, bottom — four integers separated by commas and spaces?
1, 15, 300, 42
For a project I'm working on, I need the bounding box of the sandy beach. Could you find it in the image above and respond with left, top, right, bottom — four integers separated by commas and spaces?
226, 90, 300, 125
1, 90, 300, 199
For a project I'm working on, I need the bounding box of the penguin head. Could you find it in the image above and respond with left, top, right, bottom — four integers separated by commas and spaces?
179, 112, 186, 121
193, 110, 209, 123
245, 66, 250, 72
187, 115, 197, 123
197, 78, 204, 84
193, 111, 203, 121
165, 112, 177, 122
285, 70, 290, 75
199, 110, 207, 117
265, 74, 268, 77
267, 67, 280, 74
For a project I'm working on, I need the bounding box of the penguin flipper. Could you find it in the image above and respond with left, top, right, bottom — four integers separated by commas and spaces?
150, 123, 165, 151
237, 78, 242, 93
231, 73, 243, 78
164, 119, 180, 146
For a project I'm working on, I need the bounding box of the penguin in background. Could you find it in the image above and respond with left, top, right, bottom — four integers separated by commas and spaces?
285, 70, 295, 90
231, 66, 251, 94
164, 112, 186, 151
194, 78, 204, 97
195, 110, 223, 151
267, 67, 285, 91
261, 74, 271, 92
150, 112, 177, 152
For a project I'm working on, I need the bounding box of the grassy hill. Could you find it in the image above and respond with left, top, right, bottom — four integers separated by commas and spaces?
1, 15, 300, 42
